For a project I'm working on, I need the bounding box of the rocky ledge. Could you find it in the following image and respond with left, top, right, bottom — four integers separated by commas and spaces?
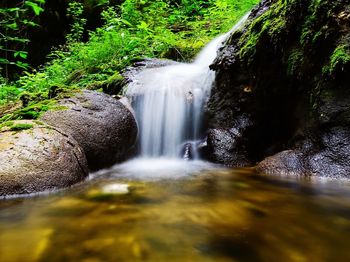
206, 0, 350, 179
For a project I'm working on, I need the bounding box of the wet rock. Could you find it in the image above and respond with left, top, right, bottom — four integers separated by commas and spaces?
257, 127, 350, 179
206, 128, 251, 167
123, 58, 179, 84
206, 115, 253, 167
206, 0, 350, 178
41, 90, 138, 170
181, 142, 195, 160
257, 150, 306, 177
0, 120, 88, 196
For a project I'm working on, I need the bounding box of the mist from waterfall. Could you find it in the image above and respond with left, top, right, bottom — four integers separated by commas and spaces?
126, 14, 249, 159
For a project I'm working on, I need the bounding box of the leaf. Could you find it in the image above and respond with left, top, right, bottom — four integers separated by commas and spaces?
0, 8, 20, 13
121, 19, 133, 27
25, 1, 44, 16
0, 58, 10, 64
14, 51, 28, 59
15, 61, 29, 69
6, 37, 30, 43
6, 23, 18, 30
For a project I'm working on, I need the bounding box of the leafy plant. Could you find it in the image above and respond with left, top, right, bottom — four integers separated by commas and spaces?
0, 0, 259, 107
66, 1, 87, 43
0, 0, 46, 78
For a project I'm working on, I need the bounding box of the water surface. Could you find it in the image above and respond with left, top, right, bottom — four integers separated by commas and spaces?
1, 162, 350, 261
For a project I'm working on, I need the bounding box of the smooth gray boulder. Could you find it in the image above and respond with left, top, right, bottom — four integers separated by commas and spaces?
0, 120, 88, 197
41, 90, 138, 170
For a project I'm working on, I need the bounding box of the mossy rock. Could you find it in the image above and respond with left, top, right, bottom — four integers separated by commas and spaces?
41, 90, 138, 170
86, 72, 126, 95
0, 120, 88, 197
0, 86, 78, 124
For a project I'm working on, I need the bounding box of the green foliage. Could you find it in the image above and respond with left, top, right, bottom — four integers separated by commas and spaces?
66, 2, 87, 43
0, 0, 46, 77
0, 98, 64, 124
326, 44, 350, 76
0, 0, 259, 107
0, 77, 22, 104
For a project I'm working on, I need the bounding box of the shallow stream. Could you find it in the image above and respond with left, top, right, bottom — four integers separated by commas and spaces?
1, 160, 350, 261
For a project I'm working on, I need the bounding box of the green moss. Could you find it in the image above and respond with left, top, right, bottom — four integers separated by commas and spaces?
287, 49, 304, 77
239, 32, 260, 64
0, 121, 15, 130
327, 44, 350, 74
86, 72, 126, 95
238, 0, 290, 64
0, 100, 66, 124
1, 121, 14, 127
10, 123, 34, 131
33, 120, 44, 125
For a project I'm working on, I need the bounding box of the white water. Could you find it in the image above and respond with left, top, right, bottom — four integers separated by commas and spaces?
126, 14, 249, 160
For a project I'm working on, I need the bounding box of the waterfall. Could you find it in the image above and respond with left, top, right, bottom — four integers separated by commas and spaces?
126, 14, 249, 159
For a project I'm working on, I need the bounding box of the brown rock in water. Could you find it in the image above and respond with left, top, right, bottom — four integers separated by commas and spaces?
256, 150, 306, 177
0, 120, 88, 197
41, 90, 138, 170
257, 127, 350, 179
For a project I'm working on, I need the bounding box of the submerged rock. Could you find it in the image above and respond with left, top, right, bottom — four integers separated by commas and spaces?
41, 90, 138, 170
0, 120, 88, 196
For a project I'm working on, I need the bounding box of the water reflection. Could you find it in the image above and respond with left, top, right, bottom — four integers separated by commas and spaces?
1, 167, 350, 261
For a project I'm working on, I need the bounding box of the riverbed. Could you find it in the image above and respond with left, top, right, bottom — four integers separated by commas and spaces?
1, 161, 350, 261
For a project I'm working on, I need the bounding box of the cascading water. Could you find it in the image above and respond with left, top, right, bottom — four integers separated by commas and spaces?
126, 14, 249, 160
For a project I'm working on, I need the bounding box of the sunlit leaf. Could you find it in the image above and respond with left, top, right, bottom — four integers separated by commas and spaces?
25, 1, 44, 16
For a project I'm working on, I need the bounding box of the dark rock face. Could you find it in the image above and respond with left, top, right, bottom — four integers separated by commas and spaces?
258, 127, 350, 179
207, 0, 350, 178
206, 115, 253, 167
0, 120, 88, 197
41, 90, 138, 170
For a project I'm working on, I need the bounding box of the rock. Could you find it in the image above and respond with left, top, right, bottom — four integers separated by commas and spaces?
41, 90, 138, 170
206, 0, 350, 178
256, 150, 306, 177
181, 142, 194, 160
0, 120, 88, 196
205, 115, 253, 167
206, 128, 251, 167
257, 127, 350, 179
123, 58, 179, 84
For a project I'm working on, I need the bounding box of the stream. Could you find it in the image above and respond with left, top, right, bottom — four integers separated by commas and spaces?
1, 166, 350, 261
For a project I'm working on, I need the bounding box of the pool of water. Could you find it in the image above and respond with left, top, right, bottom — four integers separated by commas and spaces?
1, 160, 350, 261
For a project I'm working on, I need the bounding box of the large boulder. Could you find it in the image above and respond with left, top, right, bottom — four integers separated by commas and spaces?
41, 90, 138, 170
205, 0, 350, 178
0, 120, 88, 197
